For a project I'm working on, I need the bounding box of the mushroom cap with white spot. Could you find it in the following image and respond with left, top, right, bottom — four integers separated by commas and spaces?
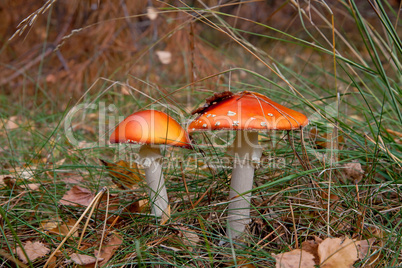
188, 91, 308, 132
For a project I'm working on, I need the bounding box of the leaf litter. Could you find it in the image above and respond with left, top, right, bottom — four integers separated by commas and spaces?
273, 236, 376, 268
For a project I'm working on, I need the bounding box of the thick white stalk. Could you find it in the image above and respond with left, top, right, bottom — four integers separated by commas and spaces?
227, 131, 262, 240
139, 144, 168, 217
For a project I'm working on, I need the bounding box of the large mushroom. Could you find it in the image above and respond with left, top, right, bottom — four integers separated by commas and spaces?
110, 110, 191, 217
188, 91, 308, 239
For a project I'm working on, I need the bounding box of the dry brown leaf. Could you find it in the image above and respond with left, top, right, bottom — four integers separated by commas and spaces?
342, 162, 364, 183
273, 249, 315, 268
95, 233, 123, 266
21, 183, 40, 191
0, 175, 13, 188
62, 175, 84, 184
156, 50, 172, 64
59, 185, 94, 207
176, 226, 200, 249
50, 218, 79, 238
318, 237, 358, 268
356, 238, 375, 260
100, 159, 142, 190
16, 241, 50, 264
301, 236, 322, 263
69, 253, 103, 265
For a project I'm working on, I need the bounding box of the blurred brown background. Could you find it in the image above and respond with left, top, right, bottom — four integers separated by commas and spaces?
1, 0, 400, 109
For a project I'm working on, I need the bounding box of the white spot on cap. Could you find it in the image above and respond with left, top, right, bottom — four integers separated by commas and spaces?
192, 128, 195, 131
215, 122, 221, 126
260, 122, 267, 126
202, 124, 207, 128
211, 114, 216, 117
233, 121, 239, 126
227, 111, 236, 116
267, 113, 274, 117
206, 114, 211, 118
250, 117, 255, 120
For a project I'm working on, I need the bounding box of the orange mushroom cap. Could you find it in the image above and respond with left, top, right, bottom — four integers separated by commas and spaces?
188, 91, 308, 132
110, 110, 191, 148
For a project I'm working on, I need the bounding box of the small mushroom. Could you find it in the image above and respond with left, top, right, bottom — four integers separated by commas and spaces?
110, 110, 191, 217
188, 91, 308, 239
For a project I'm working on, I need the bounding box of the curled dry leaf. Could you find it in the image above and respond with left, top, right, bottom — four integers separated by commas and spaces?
156, 50, 172, 64
59, 185, 95, 207
318, 237, 358, 268
273, 249, 315, 268
16, 241, 50, 264
69, 253, 103, 265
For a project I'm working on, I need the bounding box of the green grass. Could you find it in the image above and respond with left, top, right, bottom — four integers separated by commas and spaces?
0, 0, 401, 267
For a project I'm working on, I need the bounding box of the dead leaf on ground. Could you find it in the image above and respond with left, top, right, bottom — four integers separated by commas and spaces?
59, 185, 94, 207
100, 159, 142, 190
301, 236, 322, 263
318, 237, 358, 268
0, 175, 14, 188
273, 236, 375, 268
16, 241, 50, 264
341, 162, 364, 183
42, 218, 80, 239
95, 233, 123, 267
356, 238, 375, 260
173, 226, 200, 251
62, 175, 84, 184
272, 249, 316, 268
69, 253, 103, 265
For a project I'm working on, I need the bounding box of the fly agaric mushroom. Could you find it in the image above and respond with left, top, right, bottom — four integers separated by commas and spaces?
188, 91, 308, 239
110, 110, 191, 217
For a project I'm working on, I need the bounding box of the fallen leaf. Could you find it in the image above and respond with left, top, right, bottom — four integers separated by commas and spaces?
5, 116, 19, 130
69, 253, 102, 265
342, 162, 364, 183
301, 236, 322, 263
318, 237, 358, 268
44, 218, 80, 239
16, 241, 50, 264
156, 50, 172, 64
95, 233, 123, 266
356, 238, 375, 260
21, 183, 40, 191
59, 185, 94, 207
62, 175, 84, 184
273, 249, 315, 268
0, 175, 13, 188
101, 159, 142, 190
147, 6, 158, 20
176, 226, 200, 249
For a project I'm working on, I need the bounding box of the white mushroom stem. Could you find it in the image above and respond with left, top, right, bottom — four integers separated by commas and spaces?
227, 131, 262, 240
138, 144, 168, 217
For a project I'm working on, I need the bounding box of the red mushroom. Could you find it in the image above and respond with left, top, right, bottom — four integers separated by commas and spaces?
188, 91, 308, 239
110, 110, 191, 217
